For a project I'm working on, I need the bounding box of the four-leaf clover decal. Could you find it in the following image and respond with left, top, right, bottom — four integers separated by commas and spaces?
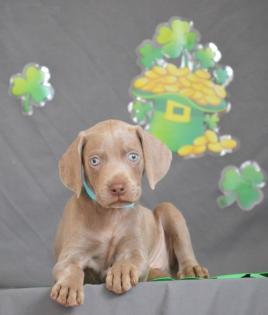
10, 63, 54, 115
218, 161, 266, 211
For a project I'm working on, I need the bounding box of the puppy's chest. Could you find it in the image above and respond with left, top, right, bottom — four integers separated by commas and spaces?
83, 227, 124, 272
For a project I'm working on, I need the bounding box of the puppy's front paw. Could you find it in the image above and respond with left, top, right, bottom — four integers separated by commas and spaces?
50, 281, 84, 307
177, 264, 209, 279
106, 261, 139, 294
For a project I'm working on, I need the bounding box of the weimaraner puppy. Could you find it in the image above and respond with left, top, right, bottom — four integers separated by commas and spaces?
50, 119, 208, 307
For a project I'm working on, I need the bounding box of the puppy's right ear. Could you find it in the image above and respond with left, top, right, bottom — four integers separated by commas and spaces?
58, 131, 86, 198
136, 126, 172, 190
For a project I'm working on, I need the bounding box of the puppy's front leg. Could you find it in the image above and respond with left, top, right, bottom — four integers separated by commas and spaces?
106, 242, 147, 294
50, 252, 85, 307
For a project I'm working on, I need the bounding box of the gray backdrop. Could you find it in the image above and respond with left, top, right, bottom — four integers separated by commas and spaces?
0, 0, 268, 314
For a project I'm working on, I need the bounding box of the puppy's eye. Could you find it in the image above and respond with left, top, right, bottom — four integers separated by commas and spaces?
89, 156, 101, 167
128, 152, 140, 163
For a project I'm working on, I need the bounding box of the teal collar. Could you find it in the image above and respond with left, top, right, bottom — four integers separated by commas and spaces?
83, 180, 135, 209
83, 180, 97, 201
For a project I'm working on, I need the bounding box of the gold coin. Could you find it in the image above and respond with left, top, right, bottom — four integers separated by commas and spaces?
192, 91, 204, 101
200, 85, 215, 96
192, 83, 204, 92
213, 85, 227, 98
208, 143, 223, 153
133, 77, 148, 88
194, 99, 206, 105
203, 80, 213, 87
205, 130, 218, 143
179, 77, 191, 88
162, 75, 177, 84
220, 138, 237, 149
193, 136, 207, 146
145, 70, 158, 79
176, 82, 183, 90
180, 88, 194, 97
193, 145, 207, 154
152, 84, 165, 93
195, 69, 211, 79
178, 145, 193, 157
197, 98, 207, 105
166, 63, 178, 75
164, 85, 179, 92
153, 66, 167, 75
188, 74, 201, 82
205, 95, 221, 105
142, 81, 156, 91
177, 67, 190, 76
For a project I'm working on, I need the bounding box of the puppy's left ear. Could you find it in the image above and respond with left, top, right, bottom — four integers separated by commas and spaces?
136, 126, 172, 190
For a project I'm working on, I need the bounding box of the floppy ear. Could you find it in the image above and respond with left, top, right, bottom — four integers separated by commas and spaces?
136, 126, 172, 190
58, 131, 86, 197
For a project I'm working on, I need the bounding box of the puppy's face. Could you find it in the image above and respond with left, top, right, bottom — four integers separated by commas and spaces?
82, 123, 144, 208
59, 120, 172, 209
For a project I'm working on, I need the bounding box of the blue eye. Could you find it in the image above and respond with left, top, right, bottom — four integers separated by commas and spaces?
128, 152, 140, 162
89, 156, 101, 167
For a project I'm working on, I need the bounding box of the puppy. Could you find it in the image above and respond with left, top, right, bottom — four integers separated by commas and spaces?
50, 120, 208, 307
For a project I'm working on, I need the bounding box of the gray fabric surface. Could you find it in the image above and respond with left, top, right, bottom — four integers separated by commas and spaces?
1, 279, 268, 315
0, 0, 268, 313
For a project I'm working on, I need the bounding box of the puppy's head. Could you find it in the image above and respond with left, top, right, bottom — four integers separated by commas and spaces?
59, 120, 172, 208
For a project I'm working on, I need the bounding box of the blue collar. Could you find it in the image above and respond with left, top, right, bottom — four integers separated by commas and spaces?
83, 180, 97, 201
83, 180, 135, 209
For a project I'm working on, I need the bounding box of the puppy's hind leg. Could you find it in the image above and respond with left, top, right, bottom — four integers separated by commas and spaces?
154, 202, 209, 279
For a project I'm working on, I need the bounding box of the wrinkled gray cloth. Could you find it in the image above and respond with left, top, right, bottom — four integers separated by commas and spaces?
0, 0, 268, 313
1, 279, 268, 315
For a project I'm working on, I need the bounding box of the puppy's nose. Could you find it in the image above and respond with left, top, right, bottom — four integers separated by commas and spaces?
109, 183, 126, 196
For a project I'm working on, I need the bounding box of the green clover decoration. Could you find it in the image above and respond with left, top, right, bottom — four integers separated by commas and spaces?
136, 17, 234, 82
10, 63, 54, 115
213, 66, 234, 86
218, 161, 266, 211
204, 114, 220, 130
193, 43, 221, 69
128, 100, 153, 126
155, 19, 197, 59
138, 41, 164, 69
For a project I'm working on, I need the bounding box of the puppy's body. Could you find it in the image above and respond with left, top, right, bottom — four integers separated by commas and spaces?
54, 195, 168, 282
51, 120, 208, 307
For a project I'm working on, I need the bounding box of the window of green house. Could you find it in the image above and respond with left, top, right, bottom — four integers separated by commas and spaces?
164, 100, 191, 123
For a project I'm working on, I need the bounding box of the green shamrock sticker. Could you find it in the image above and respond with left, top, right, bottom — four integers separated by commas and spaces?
204, 113, 220, 130
9, 63, 54, 115
217, 161, 266, 211
213, 66, 234, 86
138, 41, 164, 69
194, 43, 221, 69
155, 19, 197, 59
128, 100, 153, 126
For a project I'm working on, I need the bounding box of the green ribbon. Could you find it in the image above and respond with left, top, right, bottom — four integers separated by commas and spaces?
151, 272, 268, 281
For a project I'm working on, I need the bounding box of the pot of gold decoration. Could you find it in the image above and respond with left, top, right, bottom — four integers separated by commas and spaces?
128, 17, 238, 158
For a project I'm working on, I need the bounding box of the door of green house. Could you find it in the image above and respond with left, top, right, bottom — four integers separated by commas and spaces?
148, 97, 205, 152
